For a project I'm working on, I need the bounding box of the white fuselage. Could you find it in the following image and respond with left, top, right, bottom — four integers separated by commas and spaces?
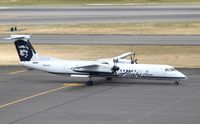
6, 34, 187, 86
19, 60, 187, 81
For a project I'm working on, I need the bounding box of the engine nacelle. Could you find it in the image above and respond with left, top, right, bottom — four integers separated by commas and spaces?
117, 59, 131, 64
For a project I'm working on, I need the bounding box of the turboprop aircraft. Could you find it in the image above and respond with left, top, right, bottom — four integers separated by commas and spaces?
5, 35, 187, 86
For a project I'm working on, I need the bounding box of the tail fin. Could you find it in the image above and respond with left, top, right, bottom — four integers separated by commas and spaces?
6, 35, 38, 61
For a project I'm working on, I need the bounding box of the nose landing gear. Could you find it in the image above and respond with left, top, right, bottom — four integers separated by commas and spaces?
86, 76, 93, 86
174, 80, 179, 85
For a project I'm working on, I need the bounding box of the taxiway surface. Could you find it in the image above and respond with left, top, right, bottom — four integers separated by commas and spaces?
0, 66, 200, 124
1, 6, 200, 24
1, 34, 200, 45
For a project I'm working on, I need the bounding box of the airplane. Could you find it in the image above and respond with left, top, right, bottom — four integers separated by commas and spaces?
5, 35, 187, 86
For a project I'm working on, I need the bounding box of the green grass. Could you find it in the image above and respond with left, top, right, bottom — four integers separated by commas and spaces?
1, 0, 200, 6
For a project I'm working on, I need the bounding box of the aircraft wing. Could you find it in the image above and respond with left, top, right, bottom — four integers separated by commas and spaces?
113, 52, 132, 59
96, 52, 134, 65
73, 52, 134, 75
73, 63, 113, 75
74, 63, 100, 68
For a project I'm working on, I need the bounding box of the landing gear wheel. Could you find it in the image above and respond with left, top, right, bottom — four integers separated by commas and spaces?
174, 81, 179, 85
106, 77, 112, 81
87, 81, 94, 86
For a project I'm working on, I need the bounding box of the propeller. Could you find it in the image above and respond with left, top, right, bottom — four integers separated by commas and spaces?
130, 52, 138, 64
112, 58, 120, 75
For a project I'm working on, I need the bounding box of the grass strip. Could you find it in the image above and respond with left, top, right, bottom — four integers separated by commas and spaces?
0, 44, 199, 67
2, 22, 200, 35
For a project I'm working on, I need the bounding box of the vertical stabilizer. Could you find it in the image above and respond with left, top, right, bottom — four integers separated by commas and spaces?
5, 35, 38, 61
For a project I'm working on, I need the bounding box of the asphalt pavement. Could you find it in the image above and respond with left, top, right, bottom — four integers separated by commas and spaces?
1, 5, 200, 124
1, 6, 200, 24
1, 34, 200, 45
0, 66, 199, 124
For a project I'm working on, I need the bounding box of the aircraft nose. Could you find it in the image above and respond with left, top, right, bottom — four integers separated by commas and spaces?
177, 71, 187, 79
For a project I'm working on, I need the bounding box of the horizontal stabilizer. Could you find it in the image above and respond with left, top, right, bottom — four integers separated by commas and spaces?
5, 35, 30, 40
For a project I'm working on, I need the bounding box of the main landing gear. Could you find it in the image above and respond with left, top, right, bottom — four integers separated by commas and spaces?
86, 77, 112, 86
106, 77, 112, 81
174, 80, 179, 85
87, 80, 94, 86
86, 76, 94, 86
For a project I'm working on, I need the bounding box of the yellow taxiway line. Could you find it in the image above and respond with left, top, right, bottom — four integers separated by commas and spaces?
63, 83, 83, 86
0, 83, 83, 109
9, 70, 28, 75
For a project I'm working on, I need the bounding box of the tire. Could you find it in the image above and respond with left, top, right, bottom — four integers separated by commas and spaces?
174, 81, 179, 85
87, 81, 94, 86
106, 77, 112, 81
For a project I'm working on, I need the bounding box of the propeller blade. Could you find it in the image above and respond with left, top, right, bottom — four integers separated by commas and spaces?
112, 58, 120, 75
130, 52, 135, 64
112, 65, 120, 75
135, 59, 138, 64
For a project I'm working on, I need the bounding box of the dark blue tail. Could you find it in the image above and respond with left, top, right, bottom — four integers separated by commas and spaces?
14, 39, 36, 61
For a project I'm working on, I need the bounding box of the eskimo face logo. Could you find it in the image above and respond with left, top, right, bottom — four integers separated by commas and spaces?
15, 40, 33, 61
18, 45, 29, 58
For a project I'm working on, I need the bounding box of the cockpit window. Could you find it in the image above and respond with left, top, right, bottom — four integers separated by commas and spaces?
102, 62, 109, 64
165, 68, 169, 71
165, 68, 176, 72
170, 68, 176, 71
